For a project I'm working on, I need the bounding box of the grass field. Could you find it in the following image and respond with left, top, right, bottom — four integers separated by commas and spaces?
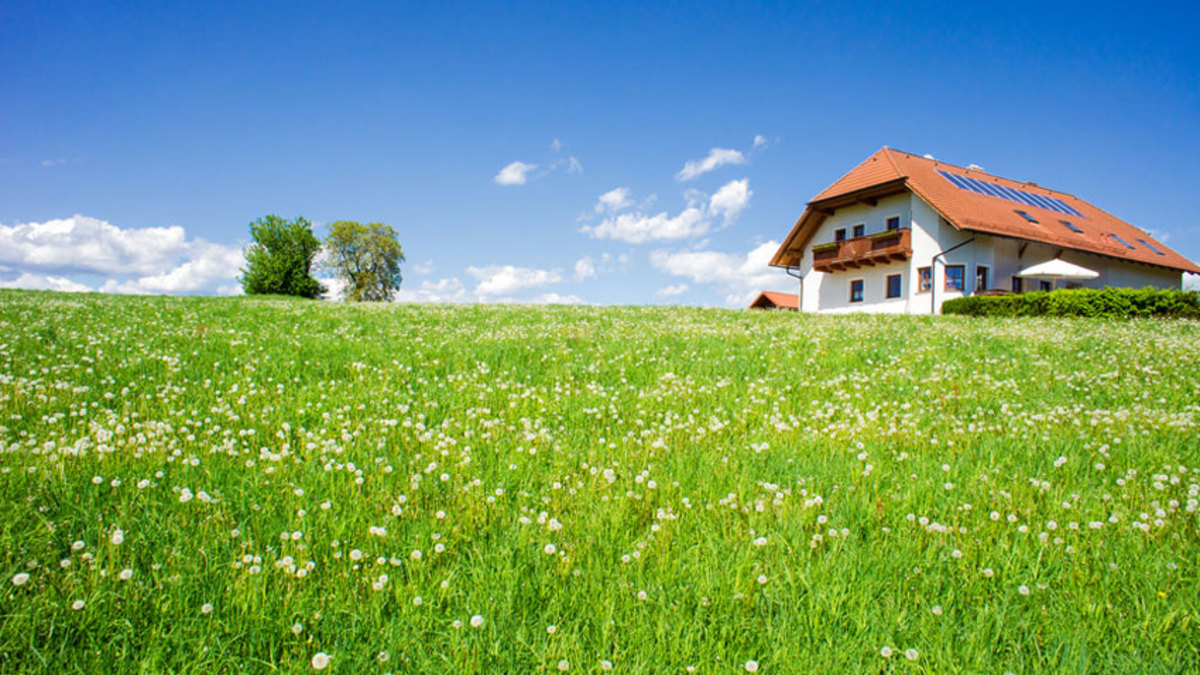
1, 290, 1198, 673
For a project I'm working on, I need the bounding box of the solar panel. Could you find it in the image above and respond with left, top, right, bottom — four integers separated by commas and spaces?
1059, 220, 1083, 234
1108, 233, 1135, 250
1137, 238, 1166, 255
938, 170, 1086, 218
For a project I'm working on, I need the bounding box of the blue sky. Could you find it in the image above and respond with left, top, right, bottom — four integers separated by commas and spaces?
2, 1, 1198, 304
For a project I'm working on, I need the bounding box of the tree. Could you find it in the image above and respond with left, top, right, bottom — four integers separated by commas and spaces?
324, 221, 405, 301
241, 215, 325, 298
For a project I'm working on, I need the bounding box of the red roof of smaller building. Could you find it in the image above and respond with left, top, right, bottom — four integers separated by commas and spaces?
749, 291, 799, 309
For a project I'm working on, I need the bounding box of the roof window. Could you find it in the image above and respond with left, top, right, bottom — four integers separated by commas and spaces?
1015, 210, 1039, 224
1108, 233, 1136, 250
1059, 220, 1083, 234
1137, 239, 1166, 255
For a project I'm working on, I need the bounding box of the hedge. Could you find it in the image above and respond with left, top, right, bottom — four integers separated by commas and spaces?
942, 287, 1200, 319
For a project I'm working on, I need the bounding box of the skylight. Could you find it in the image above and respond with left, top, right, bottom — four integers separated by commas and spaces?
1059, 220, 1083, 233
1138, 239, 1166, 255
1015, 210, 1039, 224
938, 170, 1085, 218
1108, 233, 1136, 250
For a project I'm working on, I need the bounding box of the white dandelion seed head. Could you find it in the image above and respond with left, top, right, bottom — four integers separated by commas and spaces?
201, 603, 214, 614
311, 652, 331, 670
71, 600, 85, 611
905, 648, 919, 661
880, 646, 893, 658
470, 614, 485, 628
744, 659, 759, 672
11, 573, 29, 586
557, 658, 570, 671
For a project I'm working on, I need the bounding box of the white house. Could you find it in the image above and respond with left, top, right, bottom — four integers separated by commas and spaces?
770, 148, 1200, 314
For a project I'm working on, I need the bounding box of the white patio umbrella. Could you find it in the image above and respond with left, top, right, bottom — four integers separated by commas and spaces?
1016, 258, 1099, 290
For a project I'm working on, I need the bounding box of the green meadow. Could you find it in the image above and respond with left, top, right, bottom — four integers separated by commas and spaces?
1, 290, 1198, 673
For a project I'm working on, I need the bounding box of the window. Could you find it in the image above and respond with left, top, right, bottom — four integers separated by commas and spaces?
918, 267, 932, 293
886, 216, 901, 231
1109, 233, 1135, 250
1011, 276, 1022, 293
852, 224, 865, 238
886, 274, 902, 298
1138, 239, 1166, 255
1060, 220, 1083, 234
835, 228, 846, 242
975, 265, 990, 292
1015, 210, 1039, 224
1039, 280, 1053, 292
850, 279, 864, 303
944, 265, 965, 292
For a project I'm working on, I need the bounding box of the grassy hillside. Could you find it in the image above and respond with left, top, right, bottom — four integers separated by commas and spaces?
1, 290, 1198, 673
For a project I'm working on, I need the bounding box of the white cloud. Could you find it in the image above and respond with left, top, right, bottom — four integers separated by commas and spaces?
467, 264, 564, 297
753, 134, 768, 149
676, 148, 747, 182
550, 139, 562, 152
531, 292, 583, 305
0, 215, 190, 276
582, 178, 751, 244
574, 256, 597, 281
411, 259, 436, 275
656, 283, 689, 297
594, 187, 634, 213
493, 161, 538, 186
650, 241, 791, 306
566, 156, 583, 174
0, 214, 245, 296
395, 277, 472, 303
709, 178, 752, 224
98, 242, 244, 295
0, 272, 94, 293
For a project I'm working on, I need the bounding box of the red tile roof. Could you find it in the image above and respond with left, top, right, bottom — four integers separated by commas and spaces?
749, 291, 798, 309
772, 148, 1200, 274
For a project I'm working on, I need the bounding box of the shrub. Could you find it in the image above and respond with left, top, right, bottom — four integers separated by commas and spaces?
943, 287, 1200, 319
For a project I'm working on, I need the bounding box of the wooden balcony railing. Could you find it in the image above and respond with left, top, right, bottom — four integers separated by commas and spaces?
812, 228, 912, 273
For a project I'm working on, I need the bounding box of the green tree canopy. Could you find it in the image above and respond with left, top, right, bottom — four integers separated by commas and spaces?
241, 215, 325, 298
324, 221, 405, 302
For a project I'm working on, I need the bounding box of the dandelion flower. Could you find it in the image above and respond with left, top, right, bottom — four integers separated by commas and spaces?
756, 574, 768, 585
72, 600, 85, 611
931, 605, 943, 616
11, 573, 29, 586
377, 651, 389, 663
349, 549, 363, 561
745, 659, 759, 672
413, 596, 423, 606
111, 530, 124, 546
547, 624, 557, 635
311, 652, 331, 670
1018, 585, 1030, 596
119, 568, 133, 581
880, 647, 893, 658
983, 568, 994, 578
470, 614, 485, 628
544, 543, 557, 555
905, 648, 919, 661
557, 659, 570, 671
600, 659, 613, 671
292, 622, 304, 635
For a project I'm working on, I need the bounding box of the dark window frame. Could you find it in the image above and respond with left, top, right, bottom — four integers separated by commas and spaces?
886, 274, 902, 299
975, 265, 990, 292
852, 223, 866, 238
918, 267, 932, 293
850, 279, 864, 303
886, 216, 901, 231
835, 228, 847, 242
944, 265, 965, 292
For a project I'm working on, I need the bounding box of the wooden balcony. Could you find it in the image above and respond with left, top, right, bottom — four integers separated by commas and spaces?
812, 228, 912, 273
